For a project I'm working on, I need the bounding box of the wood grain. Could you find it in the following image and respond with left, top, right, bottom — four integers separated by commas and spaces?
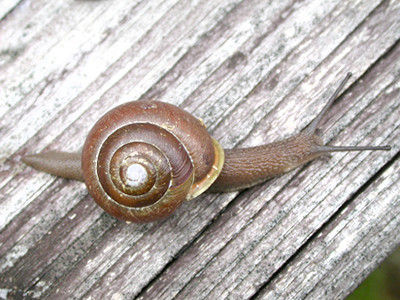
0, 0, 399, 299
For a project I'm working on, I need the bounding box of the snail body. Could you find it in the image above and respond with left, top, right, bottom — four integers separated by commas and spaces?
23, 73, 390, 223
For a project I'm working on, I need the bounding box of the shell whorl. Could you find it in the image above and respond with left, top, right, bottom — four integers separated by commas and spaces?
81, 100, 224, 223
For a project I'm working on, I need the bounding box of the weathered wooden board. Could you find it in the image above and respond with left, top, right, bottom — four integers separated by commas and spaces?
0, 0, 399, 299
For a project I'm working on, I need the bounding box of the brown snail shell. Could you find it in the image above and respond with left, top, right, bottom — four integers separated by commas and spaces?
81, 100, 224, 223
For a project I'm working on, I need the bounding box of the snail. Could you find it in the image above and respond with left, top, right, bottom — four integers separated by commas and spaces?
22, 73, 390, 223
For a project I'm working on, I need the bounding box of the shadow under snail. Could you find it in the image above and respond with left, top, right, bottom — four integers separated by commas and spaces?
22, 73, 391, 223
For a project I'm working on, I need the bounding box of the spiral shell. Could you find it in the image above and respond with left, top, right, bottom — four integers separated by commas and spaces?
81, 100, 224, 223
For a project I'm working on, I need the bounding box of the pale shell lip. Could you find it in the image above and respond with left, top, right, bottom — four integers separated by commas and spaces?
186, 138, 225, 200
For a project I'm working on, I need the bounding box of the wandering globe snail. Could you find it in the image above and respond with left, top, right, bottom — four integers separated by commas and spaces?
22, 73, 391, 223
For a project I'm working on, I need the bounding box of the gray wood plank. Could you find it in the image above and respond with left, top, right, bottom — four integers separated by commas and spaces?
261, 152, 400, 299
0, 0, 399, 299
